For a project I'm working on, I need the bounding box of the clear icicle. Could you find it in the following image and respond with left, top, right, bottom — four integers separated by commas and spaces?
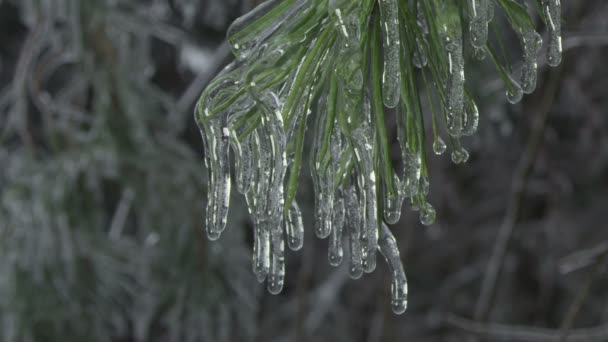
335, 10, 363, 92
255, 92, 288, 294
469, 0, 489, 48
311, 94, 334, 239
199, 122, 231, 241
445, 35, 465, 137
519, 30, 543, 94
402, 145, 421, 198
463, 97, 479, 136
344, 185, 363, 279
543, 0, 562, 67
268, 223, 285, 294
352, 123, 378, 274
196, 70, 243, 241
379, 0, 401, 108
329, 193, 345, 266
378, 223, 408, 314
242, 130, 268, 282
252, 217, 270, 283
285, 201, 304, 251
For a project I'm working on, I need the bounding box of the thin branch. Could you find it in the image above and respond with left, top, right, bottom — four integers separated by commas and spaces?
444, 313, 608, 342
559, 241, 608, 274
474, 65, 565, 322
558, 253, 608, 341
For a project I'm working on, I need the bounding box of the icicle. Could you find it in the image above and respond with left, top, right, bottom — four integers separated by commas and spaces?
310, 93, 334, 239
379, 0, 401, 108
268, 224, 285, 294
344, 185, 363, 279
252, 216, 270, 283
285, 201, 304, 251
469, 0, 489, 48
196, 69, 244, 241
228, 105, 257, 194
413, 3, 429, 68
543, 0, 562, 67
252, 91, 288, 294
335, 9, 363, 92
401, 145, 421, 198
463, 97, 479, 136
378, 223, 408, 314
445, 35, 465, 137
329, 192, 345, 266
352, 123, 378, 274
519, 30, 543, 94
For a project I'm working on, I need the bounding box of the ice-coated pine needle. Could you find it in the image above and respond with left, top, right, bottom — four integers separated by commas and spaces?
196, 0, 563, 314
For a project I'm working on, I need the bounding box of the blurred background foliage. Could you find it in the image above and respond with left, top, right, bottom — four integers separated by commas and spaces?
0, 0, 607, 341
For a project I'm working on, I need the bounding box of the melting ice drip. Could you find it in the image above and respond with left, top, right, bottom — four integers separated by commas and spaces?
195, 0, 562, 314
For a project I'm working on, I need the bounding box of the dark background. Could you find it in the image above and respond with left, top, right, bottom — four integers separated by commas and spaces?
0, 0, 607, 341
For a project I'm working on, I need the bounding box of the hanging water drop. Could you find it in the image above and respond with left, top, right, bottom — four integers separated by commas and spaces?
433, 136, 447, 155
451, 147, 470, 164
505, 73, 524, 104
419, 202, 436, 226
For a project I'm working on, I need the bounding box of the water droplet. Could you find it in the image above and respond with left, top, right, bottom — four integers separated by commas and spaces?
451, 147, 470, 164
506, 81, 523, 104
433, 136, 447, 155
419, 202, 436, 226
